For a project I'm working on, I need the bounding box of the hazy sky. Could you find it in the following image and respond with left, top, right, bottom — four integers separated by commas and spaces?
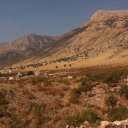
0, 0, 128, 42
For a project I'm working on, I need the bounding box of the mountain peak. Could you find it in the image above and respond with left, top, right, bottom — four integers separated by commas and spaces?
90, 10, 128, 22
20, 33, 49, 40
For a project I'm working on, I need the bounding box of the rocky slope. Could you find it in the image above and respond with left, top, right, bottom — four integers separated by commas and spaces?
42, 10, 128, 63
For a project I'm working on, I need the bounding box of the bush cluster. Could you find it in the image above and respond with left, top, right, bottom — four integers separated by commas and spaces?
105, 95, 118, 108
66, 110, 101, 127
119, 85, 128, 99
108, 106, 128, 121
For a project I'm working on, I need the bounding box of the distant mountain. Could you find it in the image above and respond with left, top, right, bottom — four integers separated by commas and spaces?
0, 10, 128, 68
0, 34, 58, 65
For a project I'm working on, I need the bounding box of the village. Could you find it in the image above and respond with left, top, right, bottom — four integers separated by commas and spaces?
0, 67, 74, 81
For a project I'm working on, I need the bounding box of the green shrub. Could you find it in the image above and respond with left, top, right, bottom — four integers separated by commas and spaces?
81, 80, 92, 92
105, 95, 118, 108
65, 115, 83, 127
120, 85, 128, 99
66, 110, 101, 127
85, 69, 128, 85
108, 106, 128, 121
86, 74, 105, 82
103, 72, 121, 84
82, 110, 101, 124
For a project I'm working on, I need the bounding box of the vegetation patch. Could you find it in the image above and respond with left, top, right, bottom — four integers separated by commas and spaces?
65, 110, 101, 127
119, 85, 128, 99
108, 106, 128, 121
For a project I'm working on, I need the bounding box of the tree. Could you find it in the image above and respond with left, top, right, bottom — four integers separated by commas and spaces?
55, 66, 58, 69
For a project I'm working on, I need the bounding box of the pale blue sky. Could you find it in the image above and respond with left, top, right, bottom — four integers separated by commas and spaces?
0, 0, 128, 42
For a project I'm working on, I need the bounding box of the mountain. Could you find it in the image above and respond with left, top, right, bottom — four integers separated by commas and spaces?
37, 10, 128, 68
0, 10, 128, 69
0, 34, 58, 66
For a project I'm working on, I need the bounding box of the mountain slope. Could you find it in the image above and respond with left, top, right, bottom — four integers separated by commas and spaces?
36, 10, 128, 68
0, 10, 128, 68
45, 10, 128, 59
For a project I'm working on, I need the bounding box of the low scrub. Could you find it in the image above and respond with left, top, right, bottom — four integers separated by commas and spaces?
119, 85, 128, 99
65, 110, 101, 127
77, 78, 94, 93
0, 89, 8, 118
105, 95, 118, 108
86, 68, 128, 85
108, 105, 128, 121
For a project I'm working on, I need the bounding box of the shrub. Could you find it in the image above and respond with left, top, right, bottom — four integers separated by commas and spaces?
82, 110, 101, 124
105, 95, 118, 108
0, 89, 7, 105
29, 102, 49, 126
0, 89, 8, 118
119, 85, 128, 99
79, 78, 94, 92
69, 89, 78, 104
103, 70, 125, 84
65, 110, 101, 127
69, 64, 72, 67
56, 66, 58, 68
86, 74, 105, 82
64, 64, 66, 67
27, 71, 34, 75
10, 120, 23, 128
85, 69, 128, 84
108, 106, 128, 121
66, 115, 83, 127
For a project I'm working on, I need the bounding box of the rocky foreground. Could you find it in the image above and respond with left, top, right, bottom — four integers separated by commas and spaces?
66, 119, 128, 128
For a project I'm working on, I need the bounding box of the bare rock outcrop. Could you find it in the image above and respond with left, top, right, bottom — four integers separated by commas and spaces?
66, 119, 128, 128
